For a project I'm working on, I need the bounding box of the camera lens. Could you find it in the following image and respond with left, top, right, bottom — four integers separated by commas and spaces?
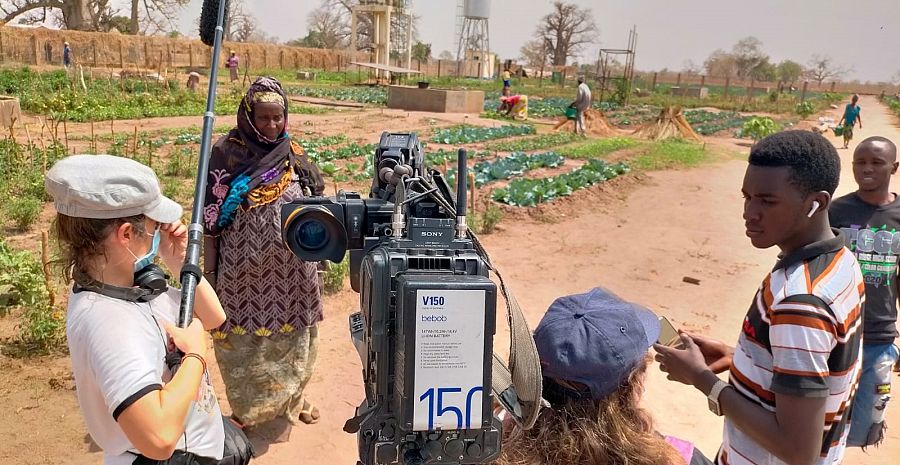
297, 219, 328, 251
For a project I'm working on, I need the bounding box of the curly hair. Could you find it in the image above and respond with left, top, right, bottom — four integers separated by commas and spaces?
495, 356, 684, 465
53, 213, 146, 281
748, 130, 840, 195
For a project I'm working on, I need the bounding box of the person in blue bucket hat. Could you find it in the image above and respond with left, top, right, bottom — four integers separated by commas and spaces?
494, 287, 712, 465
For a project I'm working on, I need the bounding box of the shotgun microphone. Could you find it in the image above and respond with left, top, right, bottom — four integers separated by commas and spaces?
199, 0, 230, 47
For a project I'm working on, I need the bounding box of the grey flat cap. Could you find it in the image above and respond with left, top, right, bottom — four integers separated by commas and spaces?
45, 155, 183, 223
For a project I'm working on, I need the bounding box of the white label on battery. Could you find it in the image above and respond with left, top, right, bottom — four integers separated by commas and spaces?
413, 289, 486, 431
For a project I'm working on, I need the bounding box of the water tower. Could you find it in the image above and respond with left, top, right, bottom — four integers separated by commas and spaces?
351, 0, 414, 79
456, 0, 493, 78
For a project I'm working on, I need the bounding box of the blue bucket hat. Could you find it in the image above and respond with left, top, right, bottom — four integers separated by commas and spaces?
534, 287, 661, 400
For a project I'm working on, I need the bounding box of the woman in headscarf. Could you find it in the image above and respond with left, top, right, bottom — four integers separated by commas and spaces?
202, 77, 326, 429
498, 94, 529, 121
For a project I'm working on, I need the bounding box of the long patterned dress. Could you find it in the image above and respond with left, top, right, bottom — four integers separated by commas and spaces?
211, 176, 324, 426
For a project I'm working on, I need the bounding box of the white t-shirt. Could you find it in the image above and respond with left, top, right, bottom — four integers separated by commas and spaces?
66, 287, 225, 465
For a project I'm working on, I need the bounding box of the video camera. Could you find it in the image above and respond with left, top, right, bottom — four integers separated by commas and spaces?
281, 132, 502, 465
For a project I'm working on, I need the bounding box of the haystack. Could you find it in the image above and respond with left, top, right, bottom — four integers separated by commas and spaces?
632, 106, 702, 142
552, 108, 617, 136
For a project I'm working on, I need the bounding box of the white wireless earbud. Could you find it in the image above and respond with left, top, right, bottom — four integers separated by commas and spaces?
807, 200, 820, 218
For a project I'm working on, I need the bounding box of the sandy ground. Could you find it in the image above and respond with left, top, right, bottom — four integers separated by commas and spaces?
2, 96, 899, 464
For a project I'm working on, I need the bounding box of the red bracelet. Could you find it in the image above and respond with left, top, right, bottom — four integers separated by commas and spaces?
181, 353, 207, 373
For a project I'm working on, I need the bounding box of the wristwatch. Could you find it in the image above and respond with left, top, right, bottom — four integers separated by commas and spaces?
707, 379, 730, 416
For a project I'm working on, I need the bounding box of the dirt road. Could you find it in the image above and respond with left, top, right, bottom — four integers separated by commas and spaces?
2, 97, 899, 464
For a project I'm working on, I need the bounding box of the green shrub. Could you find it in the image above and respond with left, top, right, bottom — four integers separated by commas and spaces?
18, 302, 65, 354
0, 240, 47, 312
322, 257, 349, 294
795, 101, 816, 118
0, 239, 65, 354
165, 147, 197, 178
559, 137, 640, 159
741, 116, 780, 141
5, 198, 43, 230
634, 140, 708, 170
471, 204, 504, 234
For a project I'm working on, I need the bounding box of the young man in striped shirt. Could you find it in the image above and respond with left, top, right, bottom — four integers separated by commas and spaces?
656, 131, 864, 465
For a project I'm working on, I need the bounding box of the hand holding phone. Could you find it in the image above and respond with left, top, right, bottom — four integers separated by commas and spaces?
657, 316, 684, 349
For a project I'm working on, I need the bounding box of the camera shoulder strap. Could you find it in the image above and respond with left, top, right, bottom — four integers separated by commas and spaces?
471, 234, 544, 429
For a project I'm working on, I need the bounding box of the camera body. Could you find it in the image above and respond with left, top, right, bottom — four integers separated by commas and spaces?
281, 132, 502, 465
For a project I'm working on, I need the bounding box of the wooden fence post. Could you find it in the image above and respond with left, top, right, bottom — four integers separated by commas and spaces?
651, 72, 658, 90
40, 231, 56, 308
724, 77, 730, 99
119, 40, 124, 68
830, 81, 836, 92
144, 41, 151, 68
801, 81, 809, 103
676, 73, 682, 86
437, 60, 442, 77
700, 75, 706, 88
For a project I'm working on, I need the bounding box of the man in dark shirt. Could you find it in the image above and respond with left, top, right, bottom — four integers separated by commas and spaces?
830, 136, 900, 447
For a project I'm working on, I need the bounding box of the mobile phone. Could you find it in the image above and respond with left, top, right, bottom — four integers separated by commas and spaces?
657, 316, 683, 348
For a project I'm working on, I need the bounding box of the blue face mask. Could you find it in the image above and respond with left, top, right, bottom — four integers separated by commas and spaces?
132, 228, 160, 273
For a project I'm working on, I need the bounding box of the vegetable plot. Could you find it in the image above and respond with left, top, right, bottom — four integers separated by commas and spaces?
285, 86, 387, 105
684, 110, 749, 135
447, 152, 565, 186
431, 124, 536, 144
492, 160, 630, 207
425, 148, 491, 167
482, 93, 619, 118
486, 132, 582, 152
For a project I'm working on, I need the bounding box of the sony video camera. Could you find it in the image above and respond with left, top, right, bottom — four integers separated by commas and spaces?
281, 132, 502, 465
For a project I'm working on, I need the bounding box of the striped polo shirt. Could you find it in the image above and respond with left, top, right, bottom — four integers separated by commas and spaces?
719, 231, 864, 465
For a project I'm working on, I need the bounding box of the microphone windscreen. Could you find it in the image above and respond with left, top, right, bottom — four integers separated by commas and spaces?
199, 0, 230, 47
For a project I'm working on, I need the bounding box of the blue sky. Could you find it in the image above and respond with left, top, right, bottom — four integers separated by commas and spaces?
164, 0, 899, 83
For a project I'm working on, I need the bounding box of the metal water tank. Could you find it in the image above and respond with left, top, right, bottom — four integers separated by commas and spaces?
464, 0, 491, 19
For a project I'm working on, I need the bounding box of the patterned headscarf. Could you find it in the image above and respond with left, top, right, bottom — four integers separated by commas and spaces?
203, 77, 296, 236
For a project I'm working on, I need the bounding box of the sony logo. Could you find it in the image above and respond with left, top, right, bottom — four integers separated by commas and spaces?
421, 231, 444, 237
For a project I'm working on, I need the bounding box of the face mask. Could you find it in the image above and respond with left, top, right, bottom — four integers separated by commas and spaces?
130, 227, 160, 273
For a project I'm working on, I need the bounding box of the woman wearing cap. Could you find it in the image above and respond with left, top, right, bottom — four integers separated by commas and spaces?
46, 155, 252, 464
496, 288, 711, 465
202, 77, 326, 428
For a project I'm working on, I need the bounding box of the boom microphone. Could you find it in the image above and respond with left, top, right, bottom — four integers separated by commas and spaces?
199, 0, 230, 47
178, 0, 228, 328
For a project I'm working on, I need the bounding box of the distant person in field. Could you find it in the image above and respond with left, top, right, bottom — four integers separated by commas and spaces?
203, 77, 326, 430
655, 131, 864, 465
226, 51, 239, 83
63, 41, 72, 68
496, 288, 713, 465
829, 136, 900, 448
502, 68, 512, 96
187, 72, 201, 92
838, 94, 863, 149
498, 94, 528, 121
570, 77, 592, 135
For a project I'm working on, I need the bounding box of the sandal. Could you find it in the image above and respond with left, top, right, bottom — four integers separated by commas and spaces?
297, 399, 320, 425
